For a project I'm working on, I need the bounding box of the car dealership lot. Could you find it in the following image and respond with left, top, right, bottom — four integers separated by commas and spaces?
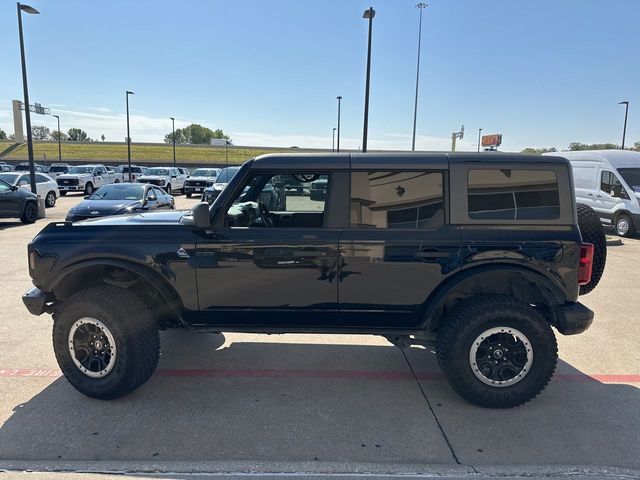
0, 194, 639, 478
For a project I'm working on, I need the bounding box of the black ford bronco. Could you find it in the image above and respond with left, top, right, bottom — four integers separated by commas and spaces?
22, 153, 606, 408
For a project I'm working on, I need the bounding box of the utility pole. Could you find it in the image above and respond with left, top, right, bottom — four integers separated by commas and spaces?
411, 3, 427, 151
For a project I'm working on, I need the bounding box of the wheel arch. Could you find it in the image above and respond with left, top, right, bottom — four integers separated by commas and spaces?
420, 264, 568, 332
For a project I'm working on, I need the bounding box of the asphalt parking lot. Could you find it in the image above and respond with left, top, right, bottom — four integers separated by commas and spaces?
1, 193, 639, 479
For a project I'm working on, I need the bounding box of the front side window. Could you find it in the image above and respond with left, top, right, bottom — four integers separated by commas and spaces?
225, 172, 329, 228
600, 171, 630, 199
468, 169, 560, 220
350, 171, 444, 229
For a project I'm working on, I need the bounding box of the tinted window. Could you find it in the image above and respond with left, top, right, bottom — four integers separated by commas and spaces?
618, 168, 640, 191
600, 171, 629, 199
35, 174, 49, 183
350, 171, 444, 229
468, 169, 560, 220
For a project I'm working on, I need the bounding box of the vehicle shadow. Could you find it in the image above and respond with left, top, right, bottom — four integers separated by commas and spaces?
0, 220, 28, 230
0, 332, 638, 471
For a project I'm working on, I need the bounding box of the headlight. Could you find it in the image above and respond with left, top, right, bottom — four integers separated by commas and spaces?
213, 183, 225, 191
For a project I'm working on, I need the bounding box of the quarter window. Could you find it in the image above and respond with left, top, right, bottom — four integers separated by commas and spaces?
468, 169, 560, 220
350, 171, 444, 229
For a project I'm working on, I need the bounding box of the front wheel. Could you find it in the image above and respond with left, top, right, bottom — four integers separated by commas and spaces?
614, 213, 636, 238
20, 201, 38, 223
84, 182, 94, 195
165, 184, 172, 195
436, 295, 557, 408
52, 285, 160, 400
185, 192, 192, 198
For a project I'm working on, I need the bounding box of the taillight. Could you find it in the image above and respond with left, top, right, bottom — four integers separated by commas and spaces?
578, 243, 594, 285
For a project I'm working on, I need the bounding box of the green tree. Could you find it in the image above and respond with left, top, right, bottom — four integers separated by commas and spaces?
569, 142, 619, 151
0, 129, 7, 140
521, 147, 557, 155
164, 124, 230, 145
31, 125, 50, 140
67, 128, 89, 142
51, 130, 68, 141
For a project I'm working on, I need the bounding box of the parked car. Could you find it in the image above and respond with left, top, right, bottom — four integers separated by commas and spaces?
0, 171, 59, 207
65, 183, 174, 222
137, 167, 185, 194
15, 162, 47, 173
56, 164, 113, 196
23, 153, 605, 407
177, 167, 190, 177
201, 166, 241, 204
546, 150, 640, 237
119, 165, 149, 182
105, 166, 125, 184
47, 163, 70, 178
309, 177, 328, 201
0, 178, 38, 223
183, 168, 221, 197
0, 164, 13, 172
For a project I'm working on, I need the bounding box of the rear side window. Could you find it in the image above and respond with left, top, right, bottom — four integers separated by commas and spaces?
468, 169, 560, 220
350, 171, 444, 229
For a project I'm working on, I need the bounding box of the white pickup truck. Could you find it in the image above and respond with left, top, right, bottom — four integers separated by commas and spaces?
137, 166, 186, 194
55, 164, 120, 196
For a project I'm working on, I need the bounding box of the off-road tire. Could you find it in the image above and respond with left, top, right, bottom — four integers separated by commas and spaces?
45, 191, 56, 208
52, 285, 160, 400
436, 295, 557, 408
577, 204, 607, 295
614, 212, 636, 238
20, 201, 38, 223
84, 182, 94, 195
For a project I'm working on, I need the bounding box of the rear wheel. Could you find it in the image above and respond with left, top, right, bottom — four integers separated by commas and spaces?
577, 204, 607, 295
52, 285, 160, 400
20, 201, 38, 223
436, 295, 557, 408
614, 213, 636, 238
45, 191, 56, 208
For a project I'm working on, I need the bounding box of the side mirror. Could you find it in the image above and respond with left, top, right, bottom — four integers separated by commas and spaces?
10, 185, 18, 191
192, 202, 211, 229
171, 175, 177, 179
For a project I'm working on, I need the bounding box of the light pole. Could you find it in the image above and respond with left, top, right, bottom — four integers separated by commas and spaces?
411, 3, 427, 152
17, 2, 39, 194
169, 117, 176, 167
477, 128, 482, 153
362, 7, 375, 153
126, 90, 134, 182
336, 96, 342, 153
332, 127, 336, 152
52, 114, 61, 162
619, 101, 629, 149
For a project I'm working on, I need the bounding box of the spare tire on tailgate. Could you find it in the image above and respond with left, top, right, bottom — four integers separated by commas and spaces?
577, 203, 606, 295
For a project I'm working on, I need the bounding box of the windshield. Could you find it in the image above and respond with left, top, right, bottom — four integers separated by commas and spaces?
0, 173, 20, 184
216, 167, 240, 183
68, 166, 95, 174
191, 169, 218, 177
49, 166, 67, 172
618, 168, 640, 191
88, 184, 145, 200
147, 168, 170, 176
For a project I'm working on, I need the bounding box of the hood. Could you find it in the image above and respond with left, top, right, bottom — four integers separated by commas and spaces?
138, 175, 169, 181
204, 182, 229, 192
69, 199, 142, 215
75, 210, 186, 226
187, 176, 217, 181
57, 173, 91, 179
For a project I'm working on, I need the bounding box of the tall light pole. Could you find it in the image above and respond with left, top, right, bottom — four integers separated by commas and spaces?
477, 128, 482, 153
332, 127, 336, 152
619, 101, 629, 149
336, 96, 342, 153
362, 7, 375, 153
126, 90, 134, 182
169, 117, 176, 167
52, 114, 61, 162
17, 2, 40, 194
411, 3, 427, 152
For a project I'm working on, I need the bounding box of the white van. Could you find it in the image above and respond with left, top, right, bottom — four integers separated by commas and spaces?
545, 150, 640, 237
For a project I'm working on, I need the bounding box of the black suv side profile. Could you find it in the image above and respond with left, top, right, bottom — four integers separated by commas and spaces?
23, 153, 603, 408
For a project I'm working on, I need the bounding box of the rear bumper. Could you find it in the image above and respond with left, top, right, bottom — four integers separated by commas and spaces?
22, 287, 52, 316
554, 302, 594, 335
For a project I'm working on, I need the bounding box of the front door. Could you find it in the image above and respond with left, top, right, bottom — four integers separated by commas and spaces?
195, 171, 340, 327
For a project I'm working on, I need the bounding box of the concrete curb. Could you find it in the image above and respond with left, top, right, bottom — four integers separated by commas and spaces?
606, 236, 624, 246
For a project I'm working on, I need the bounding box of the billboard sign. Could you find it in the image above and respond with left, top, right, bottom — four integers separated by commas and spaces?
481, 134, 502, 147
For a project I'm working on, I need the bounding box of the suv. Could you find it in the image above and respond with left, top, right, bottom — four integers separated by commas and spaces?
137, 167, 185, 194
22, 153, 605, 407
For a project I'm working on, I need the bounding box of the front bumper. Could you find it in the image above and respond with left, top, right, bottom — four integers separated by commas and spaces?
22, 287, 53, 316
554, 302, 594, 335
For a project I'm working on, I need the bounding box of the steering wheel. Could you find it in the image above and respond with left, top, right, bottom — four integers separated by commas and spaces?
258, 202, 274, 228
293, 174, 318, 183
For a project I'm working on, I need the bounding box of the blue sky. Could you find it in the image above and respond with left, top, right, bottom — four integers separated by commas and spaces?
1, 0, 638, 151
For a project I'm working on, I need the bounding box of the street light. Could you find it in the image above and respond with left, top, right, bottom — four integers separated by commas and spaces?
477, 128, 482, 153
52, 114, 61, 162
336, 96, 342, 153
619, 101, 629, 149
332, 127, 336, 152
17, 2, 40, 194
126, 90, 134, 182
169, 117, 176, 167
411, 3, 427, 152
362, 7, 375, 153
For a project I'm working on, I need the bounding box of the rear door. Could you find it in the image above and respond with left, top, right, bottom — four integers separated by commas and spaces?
338, 167, 461, 328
